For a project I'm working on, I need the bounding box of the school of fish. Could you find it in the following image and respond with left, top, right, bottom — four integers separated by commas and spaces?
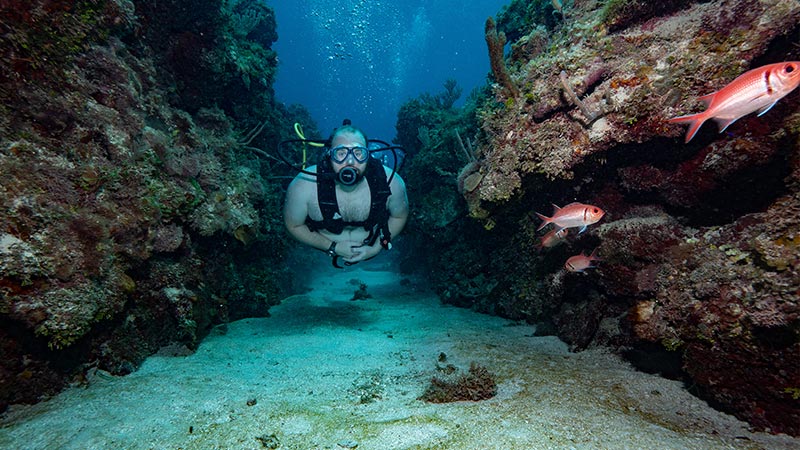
535, 202, 605, 272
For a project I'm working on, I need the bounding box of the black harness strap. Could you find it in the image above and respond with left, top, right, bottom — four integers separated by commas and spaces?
306, 157, 393, 256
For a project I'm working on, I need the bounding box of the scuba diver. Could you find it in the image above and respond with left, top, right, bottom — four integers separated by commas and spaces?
282, 121, 409, 267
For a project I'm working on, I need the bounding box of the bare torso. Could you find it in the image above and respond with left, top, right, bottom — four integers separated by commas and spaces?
284, 158, 407, 263
302, 165, 381, 243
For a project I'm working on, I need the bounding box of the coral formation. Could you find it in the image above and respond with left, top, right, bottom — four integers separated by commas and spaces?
485, 17, 519, 98
405, 0, 800, 436
0, 0, 302, 410
395, 80, 486, 235
418, 362, 497, 403
350, 283, 372, 301
559, 69, 603, 124
600, 0, 696, 32
1, 0, 798, 439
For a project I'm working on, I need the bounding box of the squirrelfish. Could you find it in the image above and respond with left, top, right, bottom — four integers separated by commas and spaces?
669, 61, 800, 143
565, 249, 601, 273
536, 202, 605, 233
537, 227, 569, 249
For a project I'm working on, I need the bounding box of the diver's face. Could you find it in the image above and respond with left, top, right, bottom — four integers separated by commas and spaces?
330, 131, 368, 176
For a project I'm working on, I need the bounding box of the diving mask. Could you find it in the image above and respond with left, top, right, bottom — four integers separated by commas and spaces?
330, 145, 369, 164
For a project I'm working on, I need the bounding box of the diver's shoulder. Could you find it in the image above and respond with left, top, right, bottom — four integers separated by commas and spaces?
381, 164, 399, 177
383, 165, 405, 184
289, 166, 318, 187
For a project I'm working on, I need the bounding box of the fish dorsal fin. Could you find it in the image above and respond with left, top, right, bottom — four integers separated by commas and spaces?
551, 203, 561, 213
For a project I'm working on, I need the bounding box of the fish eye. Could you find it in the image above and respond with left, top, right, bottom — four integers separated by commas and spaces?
787, 64, 796, 73
593, 208, 600, 213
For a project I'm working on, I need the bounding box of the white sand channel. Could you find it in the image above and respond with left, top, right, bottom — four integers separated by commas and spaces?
1, 267, 798, 449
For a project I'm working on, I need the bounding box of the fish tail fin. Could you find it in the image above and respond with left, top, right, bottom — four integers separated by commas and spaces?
589, 247, 602, 261
536, 212, 551, 231
668, 113, 708, 143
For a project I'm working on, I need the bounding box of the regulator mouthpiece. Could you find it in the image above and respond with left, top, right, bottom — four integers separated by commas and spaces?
337, 167, 359, 186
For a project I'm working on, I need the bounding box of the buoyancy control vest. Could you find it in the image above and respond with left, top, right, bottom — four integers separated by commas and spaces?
306, 157, 393, 249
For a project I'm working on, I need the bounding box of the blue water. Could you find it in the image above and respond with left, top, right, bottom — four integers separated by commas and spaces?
270, 0, 509, 140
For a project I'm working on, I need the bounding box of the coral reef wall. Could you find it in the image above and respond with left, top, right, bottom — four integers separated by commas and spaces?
0, 0, 302, 410
405, 0, 800, 436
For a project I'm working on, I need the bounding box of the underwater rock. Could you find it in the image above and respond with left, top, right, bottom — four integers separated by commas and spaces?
627, 193, 800, 435
0, 0, 294, 412
151, 224, 185, 253
473, 0, 800, 210
255, 433, 280, 449
411, 0, 800, 436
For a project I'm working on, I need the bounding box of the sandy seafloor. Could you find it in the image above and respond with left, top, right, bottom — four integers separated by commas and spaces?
1, 266, 798, 450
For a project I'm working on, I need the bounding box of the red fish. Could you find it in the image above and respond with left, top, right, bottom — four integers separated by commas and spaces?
565, 249, 601, 272
536, 202, 605, 233
537, 227, 569, 249
669, 61, 800, 143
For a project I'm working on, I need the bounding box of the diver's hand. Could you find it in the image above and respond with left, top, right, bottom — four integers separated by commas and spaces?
343, 241, 381, 263
334, 240, 363, 260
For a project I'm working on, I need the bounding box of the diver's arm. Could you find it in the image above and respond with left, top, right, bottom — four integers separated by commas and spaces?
283, 178, 335, 252
386, 172, 409, 238
344, 172, 409, 263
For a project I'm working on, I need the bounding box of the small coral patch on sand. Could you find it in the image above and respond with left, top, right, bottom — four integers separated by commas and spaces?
419, 362, 497, 403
